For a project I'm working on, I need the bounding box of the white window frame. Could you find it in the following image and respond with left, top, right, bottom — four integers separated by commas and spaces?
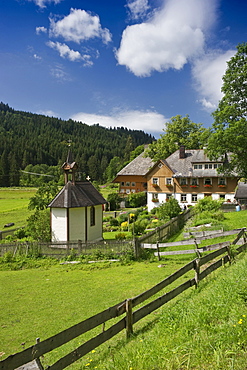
181, 194, 187, 202
218, 178, 226, 186
166, 178, 172, 185
191, 178, 198, 186
152, 177, 159, 185
192, 194, 197, 202
204, 178, 212, 185
180, 178, 187, 185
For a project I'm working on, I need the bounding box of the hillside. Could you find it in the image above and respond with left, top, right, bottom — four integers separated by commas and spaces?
0, 102, 154, 185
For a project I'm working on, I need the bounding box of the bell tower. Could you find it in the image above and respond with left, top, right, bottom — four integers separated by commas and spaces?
61, 149, 78, 184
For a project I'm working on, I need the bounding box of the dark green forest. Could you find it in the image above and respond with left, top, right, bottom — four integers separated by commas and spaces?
0, 102, 154, 186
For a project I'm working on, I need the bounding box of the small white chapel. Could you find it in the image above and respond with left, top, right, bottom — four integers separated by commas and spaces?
48, 151, 106, 242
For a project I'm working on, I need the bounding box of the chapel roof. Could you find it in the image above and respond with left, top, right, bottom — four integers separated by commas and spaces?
48, 181, 106, 208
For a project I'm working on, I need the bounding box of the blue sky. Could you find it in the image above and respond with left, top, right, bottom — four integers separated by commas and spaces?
0, 0, 246, 138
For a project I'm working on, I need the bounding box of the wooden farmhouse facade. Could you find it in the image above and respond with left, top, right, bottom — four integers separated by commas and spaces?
48, 151, 106, 243
113, 152, 154, 195
146, 146, 239, 211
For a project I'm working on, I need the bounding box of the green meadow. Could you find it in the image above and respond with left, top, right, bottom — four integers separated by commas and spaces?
1, 249, 247, 369
1, 191, 247, 369
0, 188, 36, 230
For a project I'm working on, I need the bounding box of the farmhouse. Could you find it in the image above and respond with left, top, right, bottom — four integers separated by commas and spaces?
146, 146, 239, 211
48, 151, 106, 242
113, 152, 154, 195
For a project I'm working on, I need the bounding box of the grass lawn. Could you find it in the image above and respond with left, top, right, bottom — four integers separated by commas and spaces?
0, 188, 36, 230
1, 199, 247, 368
0, 259, 190, 362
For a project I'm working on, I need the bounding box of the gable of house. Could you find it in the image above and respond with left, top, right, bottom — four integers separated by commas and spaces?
113, 152, 154, 194
147, 148, 239, 210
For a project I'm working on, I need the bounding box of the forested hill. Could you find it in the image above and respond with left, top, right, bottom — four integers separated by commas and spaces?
0, 102, 154, 186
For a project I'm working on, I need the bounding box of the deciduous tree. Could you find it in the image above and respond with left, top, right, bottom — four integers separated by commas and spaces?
145, 115, 208, 161
207, 43, 247, 177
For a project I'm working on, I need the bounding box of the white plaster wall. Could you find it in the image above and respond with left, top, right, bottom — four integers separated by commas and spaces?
87, 205, 103, 241
69, 208, 86, 241
147, 192, 168, 212
148, 191, 236, 211
51, 208, 67, 242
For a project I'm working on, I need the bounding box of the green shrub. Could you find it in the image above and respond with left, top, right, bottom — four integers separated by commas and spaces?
109, 217, 119, 226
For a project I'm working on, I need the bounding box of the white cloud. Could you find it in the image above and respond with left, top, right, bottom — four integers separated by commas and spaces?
116, 0, 218, 76
36, 26, 47, 35
27, 0, 62, 8
47, 41, 93, 66
50, 65, 71, 81
49, 8, 112, 44
71, 109, 167, 136
37, 109, 58, 117
126, 0, 150, 20
33, 54, 42, 60
192, 50, 235, 111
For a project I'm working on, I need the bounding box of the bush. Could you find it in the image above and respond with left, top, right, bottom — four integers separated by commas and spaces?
193, 196, 223, 214
109, 217, 119, 226
127, 192, 147, 208
156, 198, 181, 220
130, 219, 149, 235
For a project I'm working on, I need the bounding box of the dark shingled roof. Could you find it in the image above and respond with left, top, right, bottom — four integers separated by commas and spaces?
48, 181, 106, 208
235, 182, 247, 199
116, 152, 154, 176
165, 149, 225, 178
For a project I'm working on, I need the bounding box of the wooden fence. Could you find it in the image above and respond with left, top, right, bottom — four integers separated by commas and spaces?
141, 228, 247, 259
1, 228, 246, 370
0, 239, 133, 259
0, 210, 192, 260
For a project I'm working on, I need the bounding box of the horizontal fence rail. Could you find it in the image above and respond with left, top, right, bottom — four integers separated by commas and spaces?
1, 228, 247, 370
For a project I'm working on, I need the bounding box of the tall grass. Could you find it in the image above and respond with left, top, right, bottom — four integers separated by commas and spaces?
93, 253, 247, 370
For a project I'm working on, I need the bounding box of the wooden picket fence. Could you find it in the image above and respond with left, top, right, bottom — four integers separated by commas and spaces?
141, 228, 247, 259
1, 228, 247, 370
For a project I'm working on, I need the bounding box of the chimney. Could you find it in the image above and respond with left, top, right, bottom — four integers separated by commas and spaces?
179, 145, 186, 159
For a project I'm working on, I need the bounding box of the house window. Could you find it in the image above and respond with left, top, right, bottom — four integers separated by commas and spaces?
166, 178, 172, 185
121, 181, 125, 186
219, 178, 226, 186
192, 194, 197, 202
220, 194, 225, 200
120, 189, 125, 193
152, 177, 159, 186
90, 206, 95, 226
166, 194, 172, 201
194, 164, 202, 169
131, 189, 136, 193
181, 194, 187, 202
126, 181, 130, 186
126, 189, 131, 194
204, 178, 212, 185
180, 178, 187, 185
191, 178, 198, 186
152, 193, 159, 202
205, 164, 213, 169
131, 182, 136, 187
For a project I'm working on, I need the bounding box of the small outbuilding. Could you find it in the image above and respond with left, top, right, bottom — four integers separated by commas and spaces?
235, 182, 247, 208
48, 151, 106, 242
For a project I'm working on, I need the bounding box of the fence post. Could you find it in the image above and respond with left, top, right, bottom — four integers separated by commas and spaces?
78, 240, 82, 255
194, 258, 200, 289
156, 242, 161, 261
133, 238, 140, 259
126, 299, 133, 338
